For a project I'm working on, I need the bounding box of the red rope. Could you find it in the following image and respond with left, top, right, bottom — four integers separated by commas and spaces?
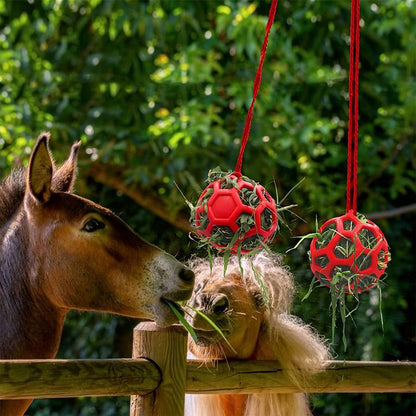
346, 0, 360, 214
234, 0, 279, 175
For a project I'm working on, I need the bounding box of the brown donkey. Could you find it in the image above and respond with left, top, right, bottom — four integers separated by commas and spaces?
0, 133, 194, 415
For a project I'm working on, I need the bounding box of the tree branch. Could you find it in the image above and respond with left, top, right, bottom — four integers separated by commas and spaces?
366, 203, 416, 220
86, 163, 194, 233
364, 137, 409, 189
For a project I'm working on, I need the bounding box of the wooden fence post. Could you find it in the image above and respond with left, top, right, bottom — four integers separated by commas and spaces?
130, 322, 188, 416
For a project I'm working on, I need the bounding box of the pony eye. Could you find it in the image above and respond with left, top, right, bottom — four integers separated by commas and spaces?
82, 218, 105, 232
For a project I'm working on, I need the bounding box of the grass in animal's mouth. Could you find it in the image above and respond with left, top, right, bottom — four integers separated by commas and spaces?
162, 298, 183, 311
163, 299, 236, 354
163, 299, 198, 342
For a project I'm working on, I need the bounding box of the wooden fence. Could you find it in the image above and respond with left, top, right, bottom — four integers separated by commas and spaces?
1, 322, 415, 415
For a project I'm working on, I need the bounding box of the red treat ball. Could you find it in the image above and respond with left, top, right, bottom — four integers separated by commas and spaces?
309, 210, 390, 293
193, 172, 278, 254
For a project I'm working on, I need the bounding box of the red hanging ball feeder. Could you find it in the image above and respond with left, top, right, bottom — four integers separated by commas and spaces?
309, 210, 389, 293
307, 0, 390, 295
193, 172, 278, 254
191, 0, 280, 255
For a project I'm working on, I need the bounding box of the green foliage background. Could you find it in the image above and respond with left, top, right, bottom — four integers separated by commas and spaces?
0, 0, 415, 414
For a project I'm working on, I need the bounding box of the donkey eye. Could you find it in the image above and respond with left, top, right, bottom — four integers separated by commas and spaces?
82, 218, 105, 232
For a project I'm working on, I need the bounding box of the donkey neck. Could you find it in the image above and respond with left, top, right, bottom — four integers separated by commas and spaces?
0, 211, 66, 359
0, 294, 66, 359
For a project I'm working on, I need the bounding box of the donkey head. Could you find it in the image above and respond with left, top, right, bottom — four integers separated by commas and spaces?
24, 133, 194, 326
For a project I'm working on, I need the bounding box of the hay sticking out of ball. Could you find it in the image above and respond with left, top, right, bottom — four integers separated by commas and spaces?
191, 168, 279, 255
293, 211, 391, 351
309, 211, 390, 294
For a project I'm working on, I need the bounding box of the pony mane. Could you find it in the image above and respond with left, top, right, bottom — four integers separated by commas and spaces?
0, 169, 26, 229
187, 251, 295, 313
186, 251, 330, 416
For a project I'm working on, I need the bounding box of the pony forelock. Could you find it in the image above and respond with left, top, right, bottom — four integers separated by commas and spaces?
185, 250, 330, 416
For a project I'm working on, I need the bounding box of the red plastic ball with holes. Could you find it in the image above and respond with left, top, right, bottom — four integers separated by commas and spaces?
193, 173, 278, 254
309, 210, 390, 293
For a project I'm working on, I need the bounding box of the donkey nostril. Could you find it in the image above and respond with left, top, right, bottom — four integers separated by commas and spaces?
213, 295, 229, 315
179, 267, 195, 284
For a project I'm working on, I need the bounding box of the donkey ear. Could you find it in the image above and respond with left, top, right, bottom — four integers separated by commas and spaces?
27, 132, 53, 203
52, 140, 81, 193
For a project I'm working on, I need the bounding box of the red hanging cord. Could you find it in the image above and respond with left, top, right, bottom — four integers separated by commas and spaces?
346, 0, 360, 214
234, 0, 279, 175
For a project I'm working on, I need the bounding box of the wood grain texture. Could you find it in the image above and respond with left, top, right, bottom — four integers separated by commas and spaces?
130, 322, 188, 416
0, 359, 159, 399
0, 358, 414, 402
185, 360, 416, 394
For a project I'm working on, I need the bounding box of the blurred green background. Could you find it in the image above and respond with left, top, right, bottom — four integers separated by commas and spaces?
0, 0, 415, 414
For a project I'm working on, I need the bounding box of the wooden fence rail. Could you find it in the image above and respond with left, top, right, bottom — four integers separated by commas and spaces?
0, 322, 415, 415
0, 359, 160, 399
1, 358, 415, 399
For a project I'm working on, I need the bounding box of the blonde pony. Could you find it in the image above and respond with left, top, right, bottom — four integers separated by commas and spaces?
185, 251, 329, 416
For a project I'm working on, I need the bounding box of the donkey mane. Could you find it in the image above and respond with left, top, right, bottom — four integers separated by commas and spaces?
0, 134, 195, 416
0, 169, 33, 359
0, 169, 26, 230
